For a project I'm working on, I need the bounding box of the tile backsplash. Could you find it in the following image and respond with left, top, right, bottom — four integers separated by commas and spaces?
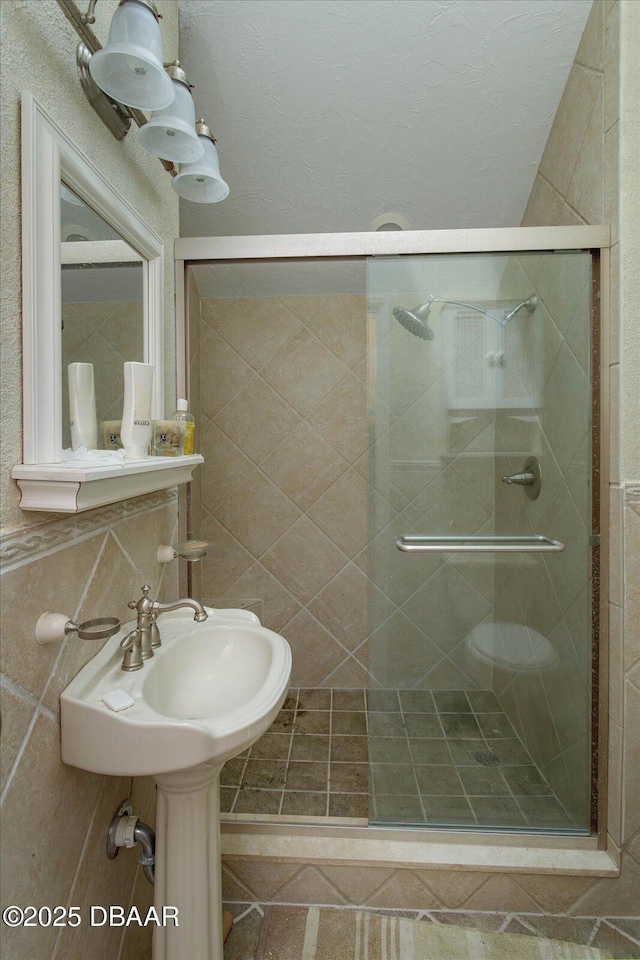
0, 491, 178, 960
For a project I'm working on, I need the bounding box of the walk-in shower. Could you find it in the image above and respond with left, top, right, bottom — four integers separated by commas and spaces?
176, 226, 608, 842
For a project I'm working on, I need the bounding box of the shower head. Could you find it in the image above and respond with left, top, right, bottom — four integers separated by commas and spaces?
392, 298, 436, 341
502, 294, 538, 324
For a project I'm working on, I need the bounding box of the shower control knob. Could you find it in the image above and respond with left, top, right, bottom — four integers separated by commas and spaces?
501, 471, 534, 486
500, 456, 542, 501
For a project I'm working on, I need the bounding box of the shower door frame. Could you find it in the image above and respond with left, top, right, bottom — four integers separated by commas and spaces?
175, 224, 610, 845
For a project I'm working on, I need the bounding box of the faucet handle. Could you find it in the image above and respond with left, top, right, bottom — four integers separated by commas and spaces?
128, 585, 152, 611
120, 629, 139, 651
120, 629, 143, 672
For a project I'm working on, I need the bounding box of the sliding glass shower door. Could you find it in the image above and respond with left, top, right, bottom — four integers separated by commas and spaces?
367, 251, 595, 833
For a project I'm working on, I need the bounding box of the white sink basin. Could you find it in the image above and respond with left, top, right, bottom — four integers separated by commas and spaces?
61, 606, 291, 776
60, 604, 291, 960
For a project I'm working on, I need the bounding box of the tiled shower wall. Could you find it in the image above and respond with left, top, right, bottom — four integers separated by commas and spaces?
197, 294, 374, 688
197, 293, 498, 692
492, 252, 592, 823
521, 0, 640, 874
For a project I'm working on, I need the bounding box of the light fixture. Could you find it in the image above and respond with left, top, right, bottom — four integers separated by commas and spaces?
138, 62, 204, 163
56, 0, 231, 199
172, 121, 230, 204
89, 0, 174, 111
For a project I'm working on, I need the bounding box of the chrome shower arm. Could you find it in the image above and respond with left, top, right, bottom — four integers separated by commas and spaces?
428, 297, 510, 326
428, 295, 537, 327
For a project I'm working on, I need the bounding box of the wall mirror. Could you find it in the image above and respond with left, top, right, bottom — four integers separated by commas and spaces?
13, 93, 202, 514
20, 92, 164, 465
60, 184, 145, 450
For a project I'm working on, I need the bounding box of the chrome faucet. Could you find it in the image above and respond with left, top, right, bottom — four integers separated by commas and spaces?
120, 585, 208, 672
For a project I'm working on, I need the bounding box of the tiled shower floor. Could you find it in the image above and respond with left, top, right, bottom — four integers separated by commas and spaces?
220, 688, 579, 830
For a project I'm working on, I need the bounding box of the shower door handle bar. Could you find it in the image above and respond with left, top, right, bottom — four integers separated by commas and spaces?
396, 535, 565, 553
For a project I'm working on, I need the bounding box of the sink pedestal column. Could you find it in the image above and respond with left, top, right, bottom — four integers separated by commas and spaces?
152, 761, 224, 960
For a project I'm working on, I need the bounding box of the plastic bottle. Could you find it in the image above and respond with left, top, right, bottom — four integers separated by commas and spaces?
174, 398, 195, 455
68, 362, 98, 451
121, 361, 154, 460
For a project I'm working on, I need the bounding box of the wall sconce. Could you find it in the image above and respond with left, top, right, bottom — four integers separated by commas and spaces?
57, 0, 230, 203
138, 62, 204, 163
172, 121, 230, 204
89, 0, 173, 111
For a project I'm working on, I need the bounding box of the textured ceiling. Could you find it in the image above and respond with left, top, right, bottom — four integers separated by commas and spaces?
179, 0, 591, 242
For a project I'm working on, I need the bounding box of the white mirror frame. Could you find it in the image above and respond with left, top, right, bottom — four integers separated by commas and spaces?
21, 91, 164, 464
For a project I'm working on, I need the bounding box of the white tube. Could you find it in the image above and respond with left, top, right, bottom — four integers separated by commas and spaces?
121, 361, 154, 460
68, 362, 97, 451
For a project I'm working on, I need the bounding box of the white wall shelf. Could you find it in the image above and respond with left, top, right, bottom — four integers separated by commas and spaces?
12, 455, 203, 514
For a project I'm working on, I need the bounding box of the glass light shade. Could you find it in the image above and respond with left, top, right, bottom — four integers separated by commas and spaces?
89, 1, 173, 111
172, 137, 230, 203
138, 81, 204, 162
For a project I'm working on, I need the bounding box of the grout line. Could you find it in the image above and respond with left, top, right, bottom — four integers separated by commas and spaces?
532, 172, 589, 225
231, 902, 262, 926
586, 917, 602, 948
513, 914, 541, 934
572, 60, 604, 77
326, 690, 333, 816
0, 698, 41, 803
605, 920, 640, 948
0, 674, 40, 709
278, 698, 298, 816
72, 531, 110, 623
225, 785, 241, 814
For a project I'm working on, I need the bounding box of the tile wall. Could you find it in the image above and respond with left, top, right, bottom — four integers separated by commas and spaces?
196, 291, 502, 692
221, 851, 639, 919
197, 294, 374, 688
0, 492, 178, 960
522, 0, 640, 894
0, 2, 180, 957
366, 290, 497, 692
491, 251, 593, 823
219, 0, 640, 917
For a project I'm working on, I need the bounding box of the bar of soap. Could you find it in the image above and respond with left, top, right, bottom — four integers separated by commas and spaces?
102, 688, 135, 712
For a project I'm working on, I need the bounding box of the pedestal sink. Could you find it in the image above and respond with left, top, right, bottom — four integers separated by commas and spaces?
61, 606, 291, 960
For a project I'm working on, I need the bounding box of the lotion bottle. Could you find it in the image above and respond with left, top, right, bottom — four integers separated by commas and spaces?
121, 361, 154, 460
68, 362, 97, 451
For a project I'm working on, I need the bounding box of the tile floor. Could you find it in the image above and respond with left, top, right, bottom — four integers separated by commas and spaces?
220, 688, 580, 830
223, 903, 640, 960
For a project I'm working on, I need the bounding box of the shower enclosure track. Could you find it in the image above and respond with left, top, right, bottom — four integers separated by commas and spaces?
174, 222, 610, 847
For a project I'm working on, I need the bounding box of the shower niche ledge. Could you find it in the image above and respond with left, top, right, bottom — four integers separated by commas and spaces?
12, 455, 203, 514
